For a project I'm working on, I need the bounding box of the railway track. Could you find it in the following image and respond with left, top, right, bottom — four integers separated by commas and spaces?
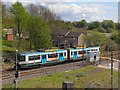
2, 50, 119, 84
2, 61, 91, 84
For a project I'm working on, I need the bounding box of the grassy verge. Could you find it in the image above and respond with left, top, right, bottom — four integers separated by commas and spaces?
3, 66, 118, 89
2, 40, 16, 55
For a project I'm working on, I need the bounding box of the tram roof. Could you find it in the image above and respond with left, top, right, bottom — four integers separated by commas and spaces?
20, 49, 67, 56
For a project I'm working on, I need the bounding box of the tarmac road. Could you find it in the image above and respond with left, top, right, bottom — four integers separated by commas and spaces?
98, 59, 119, 70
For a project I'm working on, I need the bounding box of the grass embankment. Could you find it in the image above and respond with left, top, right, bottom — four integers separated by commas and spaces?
2, 40, 16, 68
2, 40, 16, 51
3, 66, 118, 89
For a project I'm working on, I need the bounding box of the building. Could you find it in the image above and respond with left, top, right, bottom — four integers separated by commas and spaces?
65, 31, 85, 47
52, 30, 86, 48
3, 27, 29, 41
4, 28, 14, 41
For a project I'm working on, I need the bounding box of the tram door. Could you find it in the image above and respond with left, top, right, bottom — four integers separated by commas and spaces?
58, 53, 64, 61
73, 51, 78, 59
41, 55, 47, 64
90, 52, 94, 62
94, 53, 96, 61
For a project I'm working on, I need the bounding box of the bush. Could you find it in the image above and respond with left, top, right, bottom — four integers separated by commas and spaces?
97, 27, 106, 33
110, 32, 120, 45
84, 32, 107, 47
103, 38, 118, 51
106, 28, 114, 33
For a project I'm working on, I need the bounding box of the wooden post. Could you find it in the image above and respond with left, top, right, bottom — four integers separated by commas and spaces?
62, 82, 74, 90
111, 49, 113, 89
82, 43, 84, 67
15, 50, 18, 90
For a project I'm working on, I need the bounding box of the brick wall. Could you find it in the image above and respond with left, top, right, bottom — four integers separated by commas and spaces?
7, 34, 14, 41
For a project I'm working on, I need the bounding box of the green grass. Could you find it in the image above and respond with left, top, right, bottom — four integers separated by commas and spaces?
2, 39, 16, 53
2, 40, 14, 47
2, 45, 15, 52
3, 66, 118, 89
2, 39, 16, 67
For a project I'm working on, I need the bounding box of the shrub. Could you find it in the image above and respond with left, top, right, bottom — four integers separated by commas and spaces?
106, 28, 114, 33
97, 27, 106, 33
84, 32, 107, 47
110, 32, 120, 45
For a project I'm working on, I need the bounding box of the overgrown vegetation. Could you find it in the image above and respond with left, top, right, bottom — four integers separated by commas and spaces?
84, 31, 107, 47
3, 66, 118, 88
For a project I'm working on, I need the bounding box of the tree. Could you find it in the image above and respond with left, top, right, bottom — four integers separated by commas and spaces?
114, 23, 120, 30
26, 4, 60, 22
26, 3, 38, 16
101, 20, 115, 29
26, 3, 64, 31
10, 2, 29, 48
78, 20, 87, 28
88, 21, 100, 30
0, 1, 1, 41
65, 21, 73, 30
2, 3, 15, 28
84, 32, 107, 47
110, 32, 120, 45
27, 16, 52, 49
103, 38, 118, 51
2, 3, 6, 21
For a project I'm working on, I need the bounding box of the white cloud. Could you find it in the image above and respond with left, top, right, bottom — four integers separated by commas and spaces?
3, 0, 119, 3
2, 0, 117, 22
45, 3, 109, 22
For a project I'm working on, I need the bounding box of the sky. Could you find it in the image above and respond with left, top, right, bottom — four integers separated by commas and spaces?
3, 0, 119, 22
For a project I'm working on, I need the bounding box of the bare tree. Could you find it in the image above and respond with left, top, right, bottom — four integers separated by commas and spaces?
26, 4, 60, 22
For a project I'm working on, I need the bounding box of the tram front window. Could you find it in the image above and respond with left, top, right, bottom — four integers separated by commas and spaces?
18, 55, 25, 62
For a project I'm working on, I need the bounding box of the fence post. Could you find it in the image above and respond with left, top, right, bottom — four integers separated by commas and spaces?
62, 81, 74, 90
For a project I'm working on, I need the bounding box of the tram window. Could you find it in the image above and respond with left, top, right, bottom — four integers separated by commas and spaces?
48, 54, 53, 58
29, 56, 34, 60
83, 51, 86, 54
91, 49, 98, 51
78, 51, 82, 54
35, 55, 40, 60
71, 52, 73, 55
54, 54, 58, 57
79, 51, 86, 54
29, 55, 40, 61
48, 54, 57, 58
91, 49, 96, 51
64, 52, 66, 56
59, 53, 63, 57
18, 55, 25, 61
87, 50, 90, 52
42, 55, 46, 59
74, 52, 77, 55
